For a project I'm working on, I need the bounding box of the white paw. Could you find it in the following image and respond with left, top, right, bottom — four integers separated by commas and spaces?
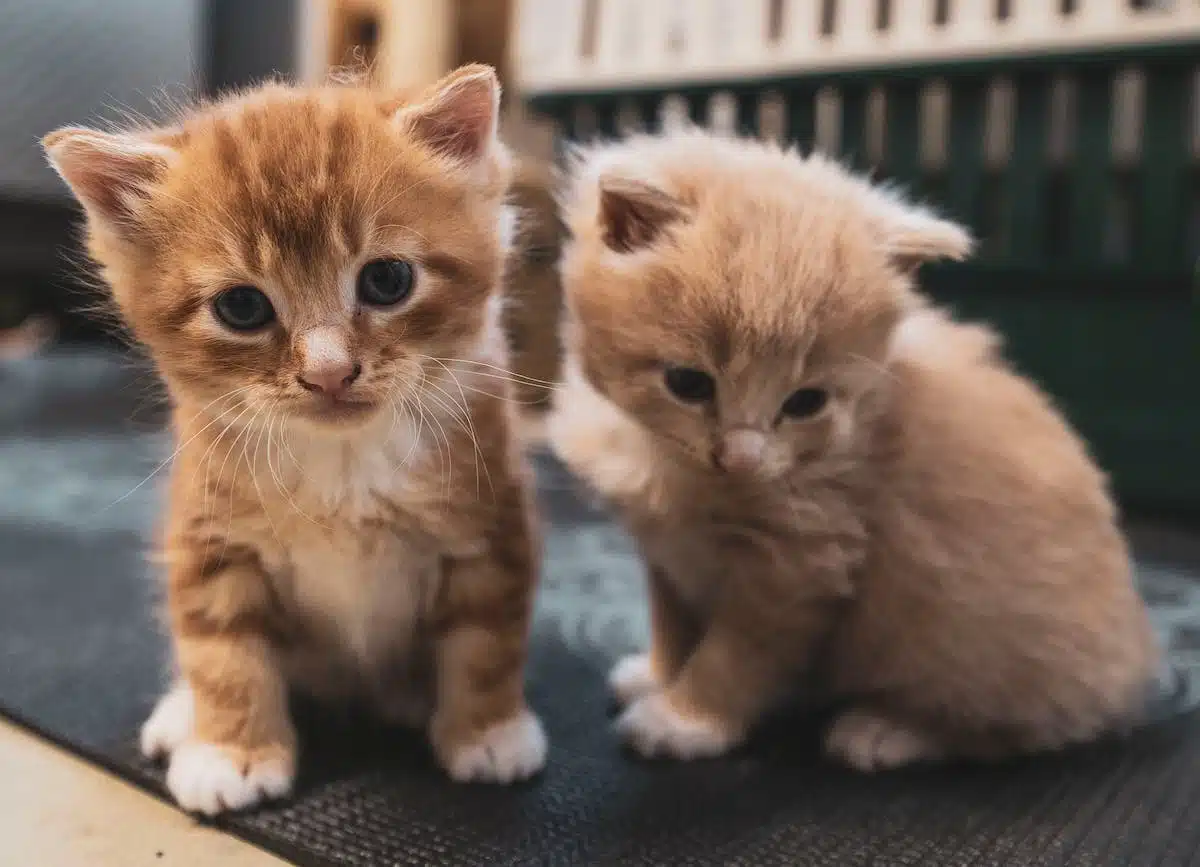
825, 709, 944, 773
444, 709, 548, 784
609, 654, 661, 706
616, 693, 735, 760
166, 742, 294, 816
140, 683, 194, 760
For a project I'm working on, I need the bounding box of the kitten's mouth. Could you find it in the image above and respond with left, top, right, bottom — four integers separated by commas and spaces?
294, 395, 379, 425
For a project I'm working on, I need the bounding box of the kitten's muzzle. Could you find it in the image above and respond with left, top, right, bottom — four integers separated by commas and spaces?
713, 428, 768, 474
297, 361, 362, 399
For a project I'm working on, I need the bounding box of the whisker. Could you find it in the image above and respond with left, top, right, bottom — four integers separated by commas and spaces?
249, 404, 286, 549
422, 385, 487, 499
436, 380, 548, 406
848, 352, 898, 383
394, 398, 423, 475
424, 372, 494, 500
110, 385, 255, 507
431, 357, 559, 389
209, 401, 265, 562
416, 372, 453, 498
265, 412, 334, 530
232, 401, 272, 511
424, 398, 454, 496
194, 401, 257, 523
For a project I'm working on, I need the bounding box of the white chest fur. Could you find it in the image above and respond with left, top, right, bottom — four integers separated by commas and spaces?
246, 413, 442, 701
280, 523, 438, 665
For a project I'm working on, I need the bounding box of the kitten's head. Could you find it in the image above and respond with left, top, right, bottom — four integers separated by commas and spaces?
559, 131, 972, 480
43, 65, 512, 432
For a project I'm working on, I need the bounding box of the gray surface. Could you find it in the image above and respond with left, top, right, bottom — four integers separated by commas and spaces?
0, 0, 201, 201
2, 347, 1200, 867
207, 0, 301, 94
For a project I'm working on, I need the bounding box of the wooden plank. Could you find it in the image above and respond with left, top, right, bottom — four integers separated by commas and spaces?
840, 82, 868, 169
1007, 71, 1052, 266
1137, 62, 1189, 273
787, 84, 817, 151
1070, 68, 1112, 267
944, 77, 987, 239
885, 79, 921, 192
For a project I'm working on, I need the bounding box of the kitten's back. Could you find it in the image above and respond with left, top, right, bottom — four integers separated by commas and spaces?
831, 306, 1156, 753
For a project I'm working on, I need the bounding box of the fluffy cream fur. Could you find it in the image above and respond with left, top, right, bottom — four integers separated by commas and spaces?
550, 130, 1158, 769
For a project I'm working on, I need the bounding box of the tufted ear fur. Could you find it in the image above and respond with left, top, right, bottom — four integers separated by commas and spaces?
393, 64, 501, 166
42, 127, 176, 232
597, 175, 688, 253
862, 185, 974, 271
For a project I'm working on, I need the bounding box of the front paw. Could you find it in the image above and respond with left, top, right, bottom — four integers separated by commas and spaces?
165, 741, 294, 816
616, 693, 736, 760
608, 653, 661, 706
439, 708, 548, 784
140, 682, 195, 761
141, 683, 295, 815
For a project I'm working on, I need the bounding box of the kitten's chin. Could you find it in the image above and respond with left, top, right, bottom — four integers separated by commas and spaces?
710, 461, 792, 485
288, 397, 381, 430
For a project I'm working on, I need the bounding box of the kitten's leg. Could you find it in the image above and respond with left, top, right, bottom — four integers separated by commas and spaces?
617, 576, 842, 761
430, 546, 546, 784
610, 566, 700, 706
146, 554, 297, 815
824, 707, 946, 772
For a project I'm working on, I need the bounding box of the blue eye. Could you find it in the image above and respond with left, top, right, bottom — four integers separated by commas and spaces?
357, 259, 415, 306
664, 366, 716, 403
781, 388, 828, 419
213, 285, 275, 331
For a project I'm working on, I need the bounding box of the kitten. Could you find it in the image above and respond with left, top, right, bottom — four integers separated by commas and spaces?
43, 65, 546, 814
549, 130, 1159, 770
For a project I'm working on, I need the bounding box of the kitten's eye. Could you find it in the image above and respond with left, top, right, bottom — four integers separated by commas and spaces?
781, 387, 829, 419
213, 285, 275, 332
358, 258, 415, 307
664, 366, 716, 403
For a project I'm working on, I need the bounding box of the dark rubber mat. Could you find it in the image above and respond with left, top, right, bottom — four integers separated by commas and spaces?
3, 349, 1200, 866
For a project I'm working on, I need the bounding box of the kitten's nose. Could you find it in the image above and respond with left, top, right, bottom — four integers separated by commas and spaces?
714, 429, 767, 473
296, 326, 360, 398
298, 361, 361, 397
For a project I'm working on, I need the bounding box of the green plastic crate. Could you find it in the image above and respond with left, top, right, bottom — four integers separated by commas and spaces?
526, 45, 1199, 515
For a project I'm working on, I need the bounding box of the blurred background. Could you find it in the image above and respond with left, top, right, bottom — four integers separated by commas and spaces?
0, 0, 1196, 525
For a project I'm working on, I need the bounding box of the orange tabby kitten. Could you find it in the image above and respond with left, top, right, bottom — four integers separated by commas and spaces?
43, 65, 546, 814
550, 130, 1159, 770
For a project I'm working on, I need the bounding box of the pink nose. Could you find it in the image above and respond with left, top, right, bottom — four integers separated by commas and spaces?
713, 429, 767, 473
297, 362, 361, 398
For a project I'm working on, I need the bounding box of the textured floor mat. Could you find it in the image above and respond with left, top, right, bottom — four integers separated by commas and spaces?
2, 349, 1200, 866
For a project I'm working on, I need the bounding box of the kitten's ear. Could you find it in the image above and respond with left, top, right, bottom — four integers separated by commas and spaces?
868, 190, 974, 271
42, 127, 175, 230
394, 64, 500, 166
598, 175, 686, 253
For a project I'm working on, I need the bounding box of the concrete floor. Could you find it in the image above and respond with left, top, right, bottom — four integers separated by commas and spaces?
0, 720, 285, 867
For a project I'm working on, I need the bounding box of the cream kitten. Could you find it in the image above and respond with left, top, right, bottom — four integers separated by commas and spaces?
549, 130, 1159, 770
43, 66, 546, 814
